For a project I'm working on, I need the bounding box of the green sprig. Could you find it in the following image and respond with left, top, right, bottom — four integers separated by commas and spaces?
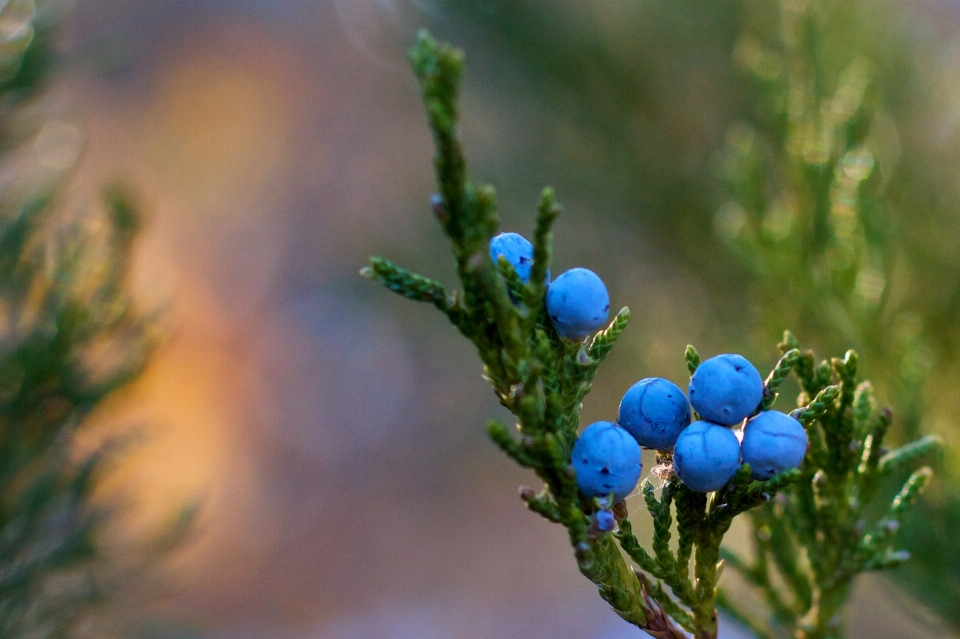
792, 384, 840, 426
685, 344, 701, 376
762, 348, 800, 409
362, 257, 450, 308
732, 336, 936, 639
588, 307, 631, 363
877, 435, 941, 475
367, 30, 936, 639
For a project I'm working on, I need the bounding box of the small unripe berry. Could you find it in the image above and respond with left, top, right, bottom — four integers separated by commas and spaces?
741, 410, 808, 480
546, 268, 610, 340
571, 421, 642, 502
430, 193, 448, 224
489, 232, 536, 283
673, 421, 742, 492
688, 354, 763, 425
618, 378, 691, 451
595, 509, 616, 532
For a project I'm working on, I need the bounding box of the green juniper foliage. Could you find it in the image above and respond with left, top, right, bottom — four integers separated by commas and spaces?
364, 31, 938, 639
430, 0, 960, 628
715, 0, 959, 630
0, 2, 168, 637
717, 333, 939, 639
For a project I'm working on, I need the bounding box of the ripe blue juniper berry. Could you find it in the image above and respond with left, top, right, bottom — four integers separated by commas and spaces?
689, 354, 764, 426
363, 30, 940, 639
618, 377, 692, 451
490, 231, 544, 284
546, 267, 610, 340
572, 421, 643, 503
741, 411, 808, 481
673, 421, 744, 493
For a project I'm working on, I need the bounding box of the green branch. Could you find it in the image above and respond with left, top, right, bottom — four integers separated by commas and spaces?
366, 29, 937, 639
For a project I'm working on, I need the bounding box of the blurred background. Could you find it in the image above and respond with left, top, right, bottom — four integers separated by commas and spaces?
38, 0, 960, 636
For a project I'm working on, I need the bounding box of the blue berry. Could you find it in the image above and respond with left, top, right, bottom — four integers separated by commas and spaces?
618, 378, 691, 451
741, 411, 808, 480
673, 421, 742, 492
572, 421, 642, 502
546, 268, 610, 340
490, 232, 536, 283
688, 354, 763, 425
595, 509, 616, 532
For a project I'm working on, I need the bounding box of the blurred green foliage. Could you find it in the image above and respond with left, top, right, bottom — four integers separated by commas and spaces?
438, 0, 960, 628
0, 2, 166, 636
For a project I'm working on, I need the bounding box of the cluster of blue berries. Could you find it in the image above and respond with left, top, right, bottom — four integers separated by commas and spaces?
574, 354, 809, 531
489, 232, 808, 531
490, 232, 610, 339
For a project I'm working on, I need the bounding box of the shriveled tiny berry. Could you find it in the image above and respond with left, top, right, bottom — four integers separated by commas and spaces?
571, 421, 642, 502
546, 268, 610, 340
595, 509, 616, 532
